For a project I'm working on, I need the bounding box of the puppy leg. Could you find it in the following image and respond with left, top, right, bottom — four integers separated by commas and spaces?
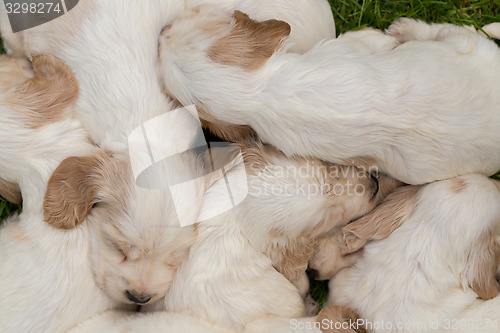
387, 18, 477, 45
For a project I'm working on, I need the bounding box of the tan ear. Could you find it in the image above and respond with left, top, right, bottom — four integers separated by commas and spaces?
341, 186, 420, 254
0, 178, 22, 204
268, 238, 315, 282
316, 305, 367, 333
12, 53, 78, 128
208, 10, 291, 70
461, 231, 500, 300
43, 154, 102, 230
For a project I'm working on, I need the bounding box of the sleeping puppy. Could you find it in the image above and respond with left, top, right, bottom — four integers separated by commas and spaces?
137, 142, 400, 332
234, 142, 401, 288
329, 175, 500, 333
0, 54, 130, 333
0, 54, 203, 331
159, 5, 500, 185
62, 141, 390, 333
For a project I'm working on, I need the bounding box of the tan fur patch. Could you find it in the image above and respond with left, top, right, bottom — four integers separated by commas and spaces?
208, 10, 291, 70
463, 231, 500, 300
450, 177, 467, 193
316, 305, 367, 333
43, 152, 108, 230
341, 185, 421, 254
268, 238, 316, 282
0, 178, 22, 204
10, 54, 78, 128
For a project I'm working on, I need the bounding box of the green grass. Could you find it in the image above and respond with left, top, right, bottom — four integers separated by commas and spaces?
0, 0, 499, 305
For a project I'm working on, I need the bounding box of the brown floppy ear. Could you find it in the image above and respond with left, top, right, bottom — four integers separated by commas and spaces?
316, 305, 367, 333
0, 178, 22, 204
12, 53, 78, 128
268, 238, 315, 282
341, 186, 421, 254
461, 231, 500, 300
43, 154, 102, 230
208, 10, 291, 70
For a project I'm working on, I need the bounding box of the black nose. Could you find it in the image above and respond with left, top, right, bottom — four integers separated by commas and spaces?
307, 269, 319, 280
125, 290, 152, 304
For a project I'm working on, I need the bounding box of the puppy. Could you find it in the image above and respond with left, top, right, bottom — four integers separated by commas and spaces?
159, 7, 500, 185
0, 54, 130, 333
138, 142, 400, 332
329, 175, 500, 333
0, 54, 203, 332
234, 142, 402, 285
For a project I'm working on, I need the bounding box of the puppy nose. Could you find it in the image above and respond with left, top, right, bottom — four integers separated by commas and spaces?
307, 269, 319, 280
125, 290, 152, 304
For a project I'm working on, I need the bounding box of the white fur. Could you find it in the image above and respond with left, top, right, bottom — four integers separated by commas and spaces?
0, 56, 128, 333
329, 174, 500, 333
160, 10, 500, 185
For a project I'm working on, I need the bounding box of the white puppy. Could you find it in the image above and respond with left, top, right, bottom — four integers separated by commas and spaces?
0, 54, 132, 333
132, 143, 399, 332
159, 7, 500, 185
0, 55, 204, 333
328, 174, 500, 333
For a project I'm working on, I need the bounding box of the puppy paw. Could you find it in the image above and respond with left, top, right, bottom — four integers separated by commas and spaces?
339, 231, 366, 255
316, 305, 367, 333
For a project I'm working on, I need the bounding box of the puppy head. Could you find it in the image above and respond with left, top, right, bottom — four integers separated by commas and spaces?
308, 230, 362, 281
241, 143, 402, 281
43, 152, 199, 305
159, 6, 290, 106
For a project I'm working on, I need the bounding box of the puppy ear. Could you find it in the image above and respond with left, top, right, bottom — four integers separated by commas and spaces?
461, 231, 500, 300
13, 53, 78, 128
208, 11, 291, 70
268, 238, 315, 282
43, 154, 102, 230
341, 186, 420, 254
316, 305, 367, 333
0, 178, 22, 204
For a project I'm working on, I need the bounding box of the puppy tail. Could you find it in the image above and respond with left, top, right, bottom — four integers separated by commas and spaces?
481, 23, 500, 40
